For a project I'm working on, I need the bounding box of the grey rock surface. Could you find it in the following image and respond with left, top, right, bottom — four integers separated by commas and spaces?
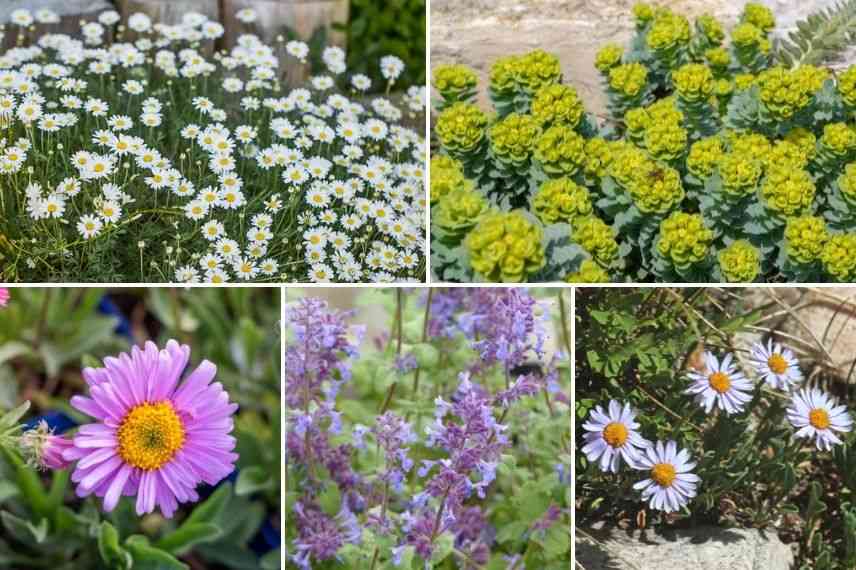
576, 525, 794, 570
0, 0, 112, 23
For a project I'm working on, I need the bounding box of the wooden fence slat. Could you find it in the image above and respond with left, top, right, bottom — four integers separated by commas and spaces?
221, 0, 348, 46
221, 0, 349, 80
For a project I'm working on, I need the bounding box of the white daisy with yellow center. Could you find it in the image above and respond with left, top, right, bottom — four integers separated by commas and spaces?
749, 339, 802, 391
582, 400, 650, 473
787, 388, 852, 451
686, 351, 753, 415
633, 440, 699, 513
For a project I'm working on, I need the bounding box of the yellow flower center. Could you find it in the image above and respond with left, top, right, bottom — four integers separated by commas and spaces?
117, 402, 185, 471
651, 462, 677, 487
708, 371, 731, 394
809, 408, 830, 430
767, 353, 788, 374
602, 422, 628, 447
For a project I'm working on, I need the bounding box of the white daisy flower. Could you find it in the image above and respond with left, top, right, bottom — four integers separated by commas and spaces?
174, 266, 200, 283
351, 74, 372, 92
749, 340, 803, 391
787, 388, 853, 451
685, 352, 753, 415
200, 253, 222, 272
233, 257, 259, 280
309, 263, 334, 283
380, 55, 405, 81
286, 41, 310, 62
99, 200, 122, 223
581, 400, 650, 473
11, 9, 34, 27
77, 215, 103, 239
205, 268, 229, 283
43, 194, 66, 218
184, 200, 209, 220
633, 440, 699, 513
128, 13, 152, 33
235, 8, 257, 23
259, 258, 278, 275
201, 220, 225, 241
35, 9, 60, 24
215, 238, 240, 259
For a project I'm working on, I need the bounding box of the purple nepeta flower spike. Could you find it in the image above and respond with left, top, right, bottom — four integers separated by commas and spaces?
373, 412, 416, 495
285, 298, 364, 410
426, 288, 468, 338
460, 288, 544, 370
531, 504, 562, 533
291, 502, 346, 565
352, 424, 369, 449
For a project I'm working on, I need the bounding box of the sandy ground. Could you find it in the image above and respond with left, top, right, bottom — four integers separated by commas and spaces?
430, 0, 853, 114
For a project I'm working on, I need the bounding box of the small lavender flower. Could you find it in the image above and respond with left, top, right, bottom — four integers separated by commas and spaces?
404, 372, 510, 559
394, 352, 418, 373
373, 412, 417, 492
285, 298, 364, 410
494, 373, 541, 406
459, 288, 545, 371
290, 502, 348, 568
426, 288, 468, 338
531, 504, 562, 533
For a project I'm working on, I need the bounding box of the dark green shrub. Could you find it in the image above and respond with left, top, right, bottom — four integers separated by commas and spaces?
339, 0, 426, 90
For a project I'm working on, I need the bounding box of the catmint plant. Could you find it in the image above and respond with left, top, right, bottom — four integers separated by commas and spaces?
285, 288, 572, 568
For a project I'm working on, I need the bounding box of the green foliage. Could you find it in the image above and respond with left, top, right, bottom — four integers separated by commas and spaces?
777, 0, 856, 67
340, 0, 426, 90
576, 288, 856, 569
0, 288, 280, 569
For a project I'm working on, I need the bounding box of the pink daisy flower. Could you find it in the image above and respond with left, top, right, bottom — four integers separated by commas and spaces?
63, 340, 238, 517
0, 288, 9, 307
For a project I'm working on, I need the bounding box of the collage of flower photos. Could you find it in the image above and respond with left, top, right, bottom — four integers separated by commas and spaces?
6, 0, 856, 569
